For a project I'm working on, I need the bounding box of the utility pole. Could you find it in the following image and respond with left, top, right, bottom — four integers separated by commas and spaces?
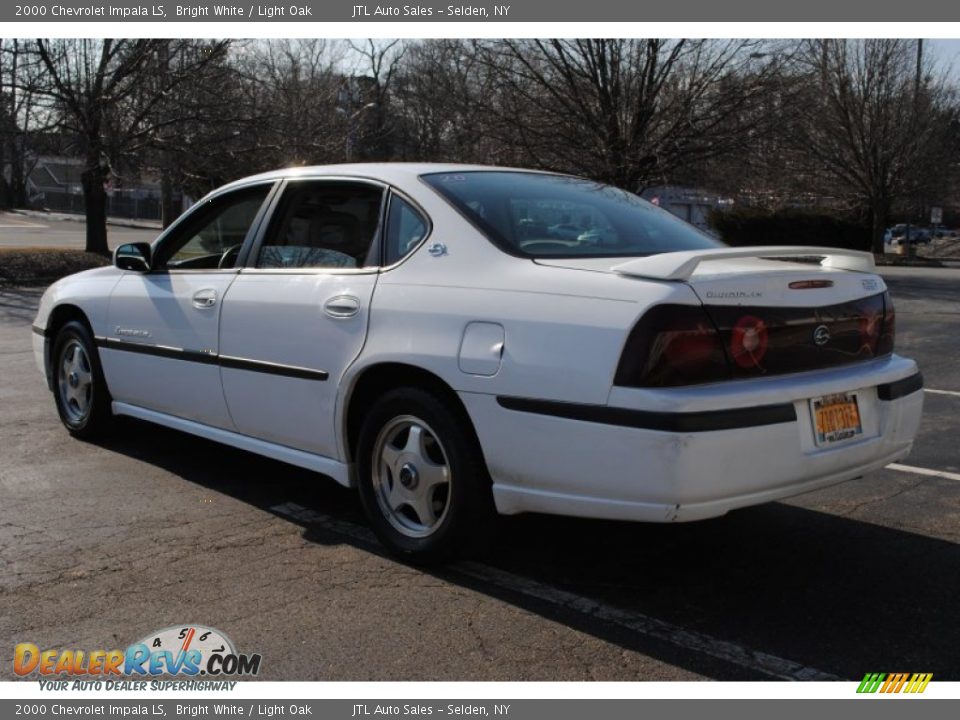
903, 39, 924, 260
158, 41, 178, 228
915, 39, 923, 100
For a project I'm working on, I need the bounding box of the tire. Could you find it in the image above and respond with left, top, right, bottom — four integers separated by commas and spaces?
356, 386, 496, 564
51, 320, 113, 439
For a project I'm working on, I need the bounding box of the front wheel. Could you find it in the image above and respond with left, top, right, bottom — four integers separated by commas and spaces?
52, 320, 113, 439
356, 387, 495, 564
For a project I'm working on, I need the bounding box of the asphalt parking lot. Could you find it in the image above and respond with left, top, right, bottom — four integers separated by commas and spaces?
0, 259, 958, 682
0, 212, 158, 249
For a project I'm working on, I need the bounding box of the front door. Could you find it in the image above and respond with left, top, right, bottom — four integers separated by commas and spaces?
101, 183, 273, 428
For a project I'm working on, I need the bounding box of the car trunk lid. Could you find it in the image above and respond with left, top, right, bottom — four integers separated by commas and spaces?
536, 247, 895, 386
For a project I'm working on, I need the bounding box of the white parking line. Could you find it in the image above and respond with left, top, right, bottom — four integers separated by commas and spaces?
454, 561, 838, 681
269, 501, 839, 681
886, 463, 960, 483
925, 388, 960, 397
0, 216, 48, 228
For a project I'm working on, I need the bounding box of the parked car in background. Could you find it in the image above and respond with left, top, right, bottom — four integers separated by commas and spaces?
33, 164, 924, 562
889, 225, 932, 244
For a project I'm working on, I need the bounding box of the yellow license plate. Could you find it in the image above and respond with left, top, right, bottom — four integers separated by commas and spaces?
811, 393, 863, 445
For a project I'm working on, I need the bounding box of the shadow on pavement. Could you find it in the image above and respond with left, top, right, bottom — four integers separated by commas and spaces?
94, 419, 960, 682
0, 286, 45, 325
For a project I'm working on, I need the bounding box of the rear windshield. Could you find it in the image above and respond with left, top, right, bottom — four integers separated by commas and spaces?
421, 171, 723, 258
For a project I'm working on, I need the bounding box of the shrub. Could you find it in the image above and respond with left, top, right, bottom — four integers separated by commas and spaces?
0, 249, 110, 286
708, 207, 872, 251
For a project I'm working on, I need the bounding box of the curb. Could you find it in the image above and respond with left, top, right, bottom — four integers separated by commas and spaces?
10, 208, 162, 231
875, 259, 959, 269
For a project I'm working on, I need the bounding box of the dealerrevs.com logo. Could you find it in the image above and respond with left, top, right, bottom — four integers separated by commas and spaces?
14, 625, 262, 679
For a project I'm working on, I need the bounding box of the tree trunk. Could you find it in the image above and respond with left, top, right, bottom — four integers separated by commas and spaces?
870, 202, 888, 256
9, 155, 28, 207
0, 133, 7, 209
81, 153, 109, 256
160, 166, 178, 229
11, 179, 28, 208
0, 139, 30, 209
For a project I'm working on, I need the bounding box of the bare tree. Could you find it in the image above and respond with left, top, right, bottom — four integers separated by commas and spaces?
0, 39, 51, 209
144, 41, 239, 225
234, 39, 346, 167
16, 35, 954, 255
30, 39, 229, 253
789, 39, 958, 253
391, 39, 503, 163
469, 39, 788, 190
345, 39, 406, 160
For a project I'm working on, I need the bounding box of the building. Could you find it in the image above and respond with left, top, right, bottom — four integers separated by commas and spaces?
640, 185, 733, 232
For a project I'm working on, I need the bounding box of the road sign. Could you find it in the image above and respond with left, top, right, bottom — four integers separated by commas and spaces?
931, 206, 943, 224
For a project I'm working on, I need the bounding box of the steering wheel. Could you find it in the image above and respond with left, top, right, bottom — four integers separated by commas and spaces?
218, 244, 242, 269
520, 240, 579, 253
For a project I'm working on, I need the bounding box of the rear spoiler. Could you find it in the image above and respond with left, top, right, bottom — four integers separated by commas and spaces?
612, 246, 876, 282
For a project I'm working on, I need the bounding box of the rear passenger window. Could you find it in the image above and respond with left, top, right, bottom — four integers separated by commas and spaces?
257, 180, 384, 269
384, 195, 428, 266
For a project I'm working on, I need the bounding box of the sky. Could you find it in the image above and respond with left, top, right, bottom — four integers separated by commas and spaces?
929, 38, 960, 78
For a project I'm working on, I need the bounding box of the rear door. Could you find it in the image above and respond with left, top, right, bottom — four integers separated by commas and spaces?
102, 183, 273, 428
218, 178, 388, 458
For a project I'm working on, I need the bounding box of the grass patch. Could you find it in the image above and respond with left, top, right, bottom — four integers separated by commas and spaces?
0, 247, 110, 286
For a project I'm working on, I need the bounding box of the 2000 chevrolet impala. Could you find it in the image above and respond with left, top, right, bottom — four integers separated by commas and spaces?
33, 164, 924, 562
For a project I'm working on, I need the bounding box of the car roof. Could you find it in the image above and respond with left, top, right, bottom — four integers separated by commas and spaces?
217, 163, 566, 194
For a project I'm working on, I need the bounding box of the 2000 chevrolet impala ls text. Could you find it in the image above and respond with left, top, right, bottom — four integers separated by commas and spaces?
32, 164, 924, 562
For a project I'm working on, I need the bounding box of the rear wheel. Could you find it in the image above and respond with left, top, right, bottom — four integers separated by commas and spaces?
52, 320, 112, 439
356, 387, 495, 564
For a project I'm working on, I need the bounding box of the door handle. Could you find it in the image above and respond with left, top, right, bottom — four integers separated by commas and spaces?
192, 289, 218, 309
323, 295, 361, 318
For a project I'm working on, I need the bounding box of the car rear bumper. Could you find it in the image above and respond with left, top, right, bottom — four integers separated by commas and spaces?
461, 355, 923, 522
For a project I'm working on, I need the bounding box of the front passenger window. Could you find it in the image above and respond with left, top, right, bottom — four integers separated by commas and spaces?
257, 181, 384, 269
154, 185, 271, 271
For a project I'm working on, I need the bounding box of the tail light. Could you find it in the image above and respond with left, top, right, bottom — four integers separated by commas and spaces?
729, 315, 769, 369
614, 305, 729, 387
859, 310, 882, 352
616, 292, 895, 389
859, 291, 894, 354
877, 292, 895, 355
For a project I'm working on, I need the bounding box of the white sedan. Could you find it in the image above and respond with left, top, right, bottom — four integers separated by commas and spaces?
32, 164, 924, 562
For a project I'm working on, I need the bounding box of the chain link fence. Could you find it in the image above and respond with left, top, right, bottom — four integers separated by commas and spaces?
32, 188, 172, 221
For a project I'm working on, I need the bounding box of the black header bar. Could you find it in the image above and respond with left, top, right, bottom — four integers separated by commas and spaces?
3, 1, 960, 23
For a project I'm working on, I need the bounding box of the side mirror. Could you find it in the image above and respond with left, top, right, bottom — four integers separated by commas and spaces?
114, 243, 152, 273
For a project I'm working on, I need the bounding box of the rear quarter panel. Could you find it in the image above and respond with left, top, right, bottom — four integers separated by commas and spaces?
344, 200, 703, 418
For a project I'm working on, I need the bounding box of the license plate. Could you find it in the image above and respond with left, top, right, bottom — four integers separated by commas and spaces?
811, 393, 863, 445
